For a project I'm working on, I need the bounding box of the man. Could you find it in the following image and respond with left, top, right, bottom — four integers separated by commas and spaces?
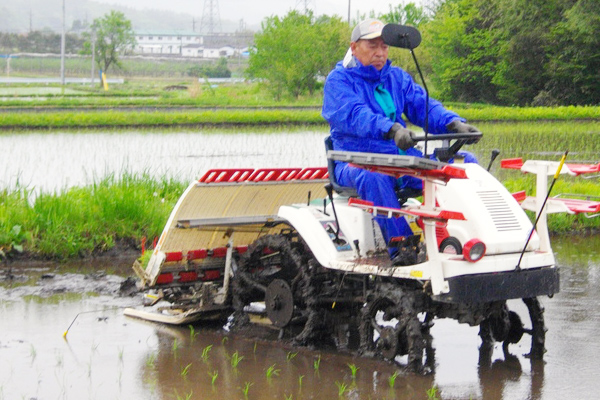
322, 18, 478, 254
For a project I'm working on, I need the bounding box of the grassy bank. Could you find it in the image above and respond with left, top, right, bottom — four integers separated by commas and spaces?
1, 80, 599, 129
1, 105, 599, 131
0, 109, 325, 130
0, 173, 186, 260
1, 172, 599, 261
0, 81, 322, 108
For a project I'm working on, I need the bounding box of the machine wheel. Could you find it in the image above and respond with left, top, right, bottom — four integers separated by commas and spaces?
359, 283, 425, 371
523, 297, 546, 359
232, 234, 306, 331
479, 297, 545, 358
265, 279, 295, 328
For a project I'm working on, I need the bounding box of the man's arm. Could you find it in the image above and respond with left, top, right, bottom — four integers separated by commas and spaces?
322, 70, 394, 139
397, 69, 464, 134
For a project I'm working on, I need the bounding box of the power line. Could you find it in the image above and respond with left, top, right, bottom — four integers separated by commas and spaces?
295, 0, 316, 15
200, 0, 222, 34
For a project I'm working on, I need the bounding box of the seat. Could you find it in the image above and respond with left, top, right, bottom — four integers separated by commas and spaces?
324, 136, 358, 197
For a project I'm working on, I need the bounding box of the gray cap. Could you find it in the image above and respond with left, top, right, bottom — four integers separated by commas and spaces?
351, 18, 385, 42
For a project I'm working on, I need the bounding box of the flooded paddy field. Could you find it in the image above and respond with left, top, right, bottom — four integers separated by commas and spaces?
2, 121, 598, 194
1, 235, 599, 400
2, 122, 599, 399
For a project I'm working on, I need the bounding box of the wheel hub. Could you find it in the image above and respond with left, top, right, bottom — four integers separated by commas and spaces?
265, 279, 294, 328
378, 327, 400, 360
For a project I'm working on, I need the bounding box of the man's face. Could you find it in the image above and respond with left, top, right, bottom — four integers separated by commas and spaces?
351, 37, 389, 70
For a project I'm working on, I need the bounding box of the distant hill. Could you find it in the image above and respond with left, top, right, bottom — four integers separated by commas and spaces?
0, 0, 255, 34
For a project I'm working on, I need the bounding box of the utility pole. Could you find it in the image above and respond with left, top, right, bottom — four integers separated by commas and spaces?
200, 0, 221, 34
60, 0, 66, 86
90, 28, 95, 87
295, 0, 314, 15
348, 0, 351, 25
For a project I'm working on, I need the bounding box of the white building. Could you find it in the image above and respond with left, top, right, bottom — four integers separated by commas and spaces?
135, 30, 202, 55
203, 45, 235, 59
134, 31, 254, 58
182, 44, 204, 58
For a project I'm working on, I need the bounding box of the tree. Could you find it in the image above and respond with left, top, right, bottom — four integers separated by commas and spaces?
379, 2, 430, 26
489, 0, 568, 105
545, 0, 600, 105
424, 0, 502, 103
246, 11, 349, 99
82, 10, 136, 83
423, 0, 598, 106
378, 2, 431, 81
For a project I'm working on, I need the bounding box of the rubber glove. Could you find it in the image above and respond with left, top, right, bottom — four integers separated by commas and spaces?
446, 120, 479, 133
387, 122, 417, 151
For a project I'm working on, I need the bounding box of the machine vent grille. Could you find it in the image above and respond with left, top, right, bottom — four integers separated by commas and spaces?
477, 190, 522, 231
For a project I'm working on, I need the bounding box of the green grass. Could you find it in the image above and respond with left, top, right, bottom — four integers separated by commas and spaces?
0, 80, 598, 127
0, 80, 322, 108
1, 167, 599, 260
0, 109, 324, 130
452, 105, 600, 121
1, 104, 598, 131
0, 172, 185, 260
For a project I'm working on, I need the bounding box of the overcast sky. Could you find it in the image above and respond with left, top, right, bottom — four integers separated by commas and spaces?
94, 0, 426, 27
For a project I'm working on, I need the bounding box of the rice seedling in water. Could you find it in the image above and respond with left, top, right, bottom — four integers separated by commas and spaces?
284, 394, 293, 400
230, 351, 244, 368
221, 336, 229, 345
388, 371, 400, 388
298, 375, 304, 388
427, 385, 440, 400
266, 364, 280, 379
118, 346, 124, 364
208, 370, 218, 385
172, 339, 179, 354
29, 344, 37, 363
188, 325, 198, 342
180, 363, 192, 378
335, 381, 348, 397
201, 344, 213, 362
347, 363, 359, 379
174, 389, 193, 400
287, 351, 298, 361
241, 381, 253, 398
146, 352, 157, 368
313, 355, 321, 372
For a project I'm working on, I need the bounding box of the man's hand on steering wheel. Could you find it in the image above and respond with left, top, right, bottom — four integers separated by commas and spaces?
446, 120, 480, 144
387, 122, 417, 151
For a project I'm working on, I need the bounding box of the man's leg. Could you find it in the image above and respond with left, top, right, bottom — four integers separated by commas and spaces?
336, 163, 412, 242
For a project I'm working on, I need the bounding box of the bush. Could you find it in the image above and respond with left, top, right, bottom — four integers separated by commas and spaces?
187, 57, 231, 78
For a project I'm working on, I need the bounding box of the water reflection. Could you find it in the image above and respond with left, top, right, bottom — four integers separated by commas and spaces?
2, 238, 600, 399
0, 129, 329, 193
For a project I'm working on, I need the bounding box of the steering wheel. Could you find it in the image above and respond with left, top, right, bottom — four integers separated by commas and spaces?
411, 131, 482, 162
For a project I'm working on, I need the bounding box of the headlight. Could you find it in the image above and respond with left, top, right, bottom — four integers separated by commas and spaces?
463, 239, 486, 262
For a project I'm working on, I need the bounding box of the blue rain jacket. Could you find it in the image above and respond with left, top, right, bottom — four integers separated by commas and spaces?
322, 59, 463, 155
322, 58, 466, 245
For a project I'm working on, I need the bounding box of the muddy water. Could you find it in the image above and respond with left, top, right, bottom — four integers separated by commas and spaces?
1, 235, 599, 400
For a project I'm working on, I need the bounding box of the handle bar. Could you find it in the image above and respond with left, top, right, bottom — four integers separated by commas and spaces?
410, 131, 483, 162
411, 131, 483, 142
